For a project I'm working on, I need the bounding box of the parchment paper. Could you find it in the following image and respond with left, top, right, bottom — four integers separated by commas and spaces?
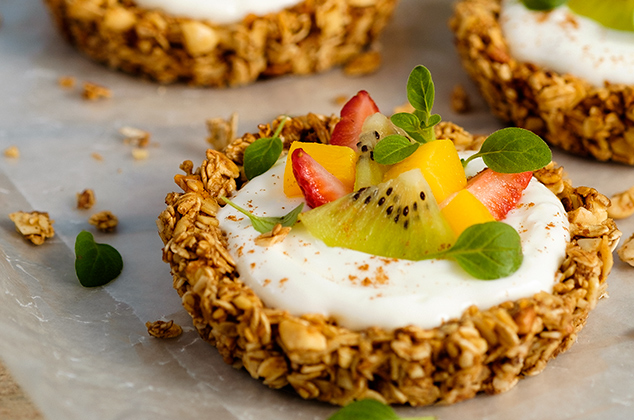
1, 1, 633, 419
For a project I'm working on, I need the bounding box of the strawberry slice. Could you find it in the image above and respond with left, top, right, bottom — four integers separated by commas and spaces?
330, 90, 380, 151
466, 169, 533, 220
291, 148, 351, 209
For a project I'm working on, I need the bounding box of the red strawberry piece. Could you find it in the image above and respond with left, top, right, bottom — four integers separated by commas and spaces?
466, 169, 533, 220
330, 90, 380, 151
291, 148, 351, 208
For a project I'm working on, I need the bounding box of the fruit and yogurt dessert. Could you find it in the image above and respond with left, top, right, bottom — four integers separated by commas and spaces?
42, 0, 398, 86
450, 0, 634, 164
157, 66, 620, 406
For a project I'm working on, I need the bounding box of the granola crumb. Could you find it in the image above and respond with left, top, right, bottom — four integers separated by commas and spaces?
451, 84, 471, 114
58, 76, 76, 89
82, 82, 111, 100
119, 126, 150, 148
206, 112, 238, 150
618, 232, 634, 266
343, 51, 382, 77
131, 147, 149, 160
91, 152, 104, 161
333, 95, 348, 106
9, 211, 55, 245
608, 186, 634, 219
255, 223, 291, 247
3, 145, 19, 158
88, 210, 118, 232
145, 320, 183, 339
76, 189, 96, 210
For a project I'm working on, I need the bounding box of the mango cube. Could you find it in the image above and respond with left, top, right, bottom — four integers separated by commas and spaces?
440, 189, 495, 237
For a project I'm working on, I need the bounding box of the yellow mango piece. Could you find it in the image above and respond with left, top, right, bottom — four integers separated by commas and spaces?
283, 142, 357, 197
440, 189, 494, 237
383, 139, 467, 203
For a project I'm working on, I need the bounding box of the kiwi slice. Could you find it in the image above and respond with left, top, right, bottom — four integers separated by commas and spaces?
299, 169, 456, 260
568, 0, 634, 32
354, 113, 401, 190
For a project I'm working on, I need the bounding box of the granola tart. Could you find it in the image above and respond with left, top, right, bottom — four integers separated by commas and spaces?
157, 115, 620, 406
42, 0, 398, 87
450, 0, 634, 165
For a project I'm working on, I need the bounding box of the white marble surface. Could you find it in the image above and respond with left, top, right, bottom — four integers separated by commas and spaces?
1, 1, 633, 419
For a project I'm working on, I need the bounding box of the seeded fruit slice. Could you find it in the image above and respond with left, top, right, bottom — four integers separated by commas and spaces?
466, 169, 533, 220
299, 169, 456, 260
330, 90, 380, 151
568, 0, 634, 32
354, 113, 402, 189
291, 148, 351, 209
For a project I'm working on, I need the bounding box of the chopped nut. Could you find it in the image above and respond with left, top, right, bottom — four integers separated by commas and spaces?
58, 76, 76, 88
82, 82, 111, 100
3, 145, 19, 158
333, 95, 348, 106
206, 113, 238, 150
88, 210, 118, 232
451, 84, 471, 114
131, 147, 149, 160
608, 186, 634, 219
145, 320, 183, 338
91, 152, 104, 161
255, 223, 291, 247
9, 211, 55, 245
343, 51, 382, 77
618, 233, 634, 266
119, 126, 150, 147
76, 189, 96, 210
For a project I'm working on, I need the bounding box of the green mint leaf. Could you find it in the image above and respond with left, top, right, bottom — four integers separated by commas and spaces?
441, 222, 523, 280
406, 65, 435, 121
221, 196, 303, 234
521, 0, 567, 11
74, 230, 123, 287
390, 113, 425, 143
463, 127, 551, 173
243, 117, 289, 180
422, 113, 441, 129
328, 399, 436, 420
373, 135, 420, 165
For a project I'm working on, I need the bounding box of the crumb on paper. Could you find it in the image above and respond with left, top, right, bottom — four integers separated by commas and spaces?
451, 84, 471, 114
608, 186, 634, 219
206, 112, 238, 150
82, 81, 111, 100
618, 232, 634, 266
343, 50, 382, 77
333, 95, 348, 106
88, 210, 118, 232
131, 147, 149, 160
393, 102, 415, 115
58, 76, 76, 89
9, 211, 55, 245
254, 223, 291, 247
3, 145, 19, 158
76, 189, 96, 210
91, 152, 104, 161
145, 320, 183, 338
119, 126, 151, 148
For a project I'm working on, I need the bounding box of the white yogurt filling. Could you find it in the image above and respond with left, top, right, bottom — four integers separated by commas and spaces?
134, 0, 300, 23
500, 0, 634, 86
218, 153, 570, 331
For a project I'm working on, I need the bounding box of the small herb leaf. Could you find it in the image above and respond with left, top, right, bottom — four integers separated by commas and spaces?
328, 399, 436, 420
463, 127, 551, 173
74, 230, 123, 287
373, 135, 420, 165
521, 0, 567, 11
390, 113, 425, 142
221, 196, 303, 234
407, 65, 435, 118
442, 222, 523, 280
243, 116, 289, 180
423, 113, 441, 129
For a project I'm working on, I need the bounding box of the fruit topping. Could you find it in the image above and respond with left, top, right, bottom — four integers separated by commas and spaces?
466, 169, 533, 220
383, 139, 467, 203
330, 90, 380, 151
440, 189, 495, 236
354, 113, 401, 190
283, 142, 356, 198
568, 0, 634, 32
291, 148, 351, 209
299, 169, 455, 260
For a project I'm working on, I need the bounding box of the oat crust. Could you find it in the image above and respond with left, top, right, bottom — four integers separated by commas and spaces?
157, 115, 620, 406
42, 0, 398, 87
450, 0, 634, 164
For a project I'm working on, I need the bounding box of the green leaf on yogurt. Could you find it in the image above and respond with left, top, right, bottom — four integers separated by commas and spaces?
243, 116, 289, 180
328, 399, 436, 420
462, 127, 552, 173
74, 230, 123, 287
220, 196, 303, 234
